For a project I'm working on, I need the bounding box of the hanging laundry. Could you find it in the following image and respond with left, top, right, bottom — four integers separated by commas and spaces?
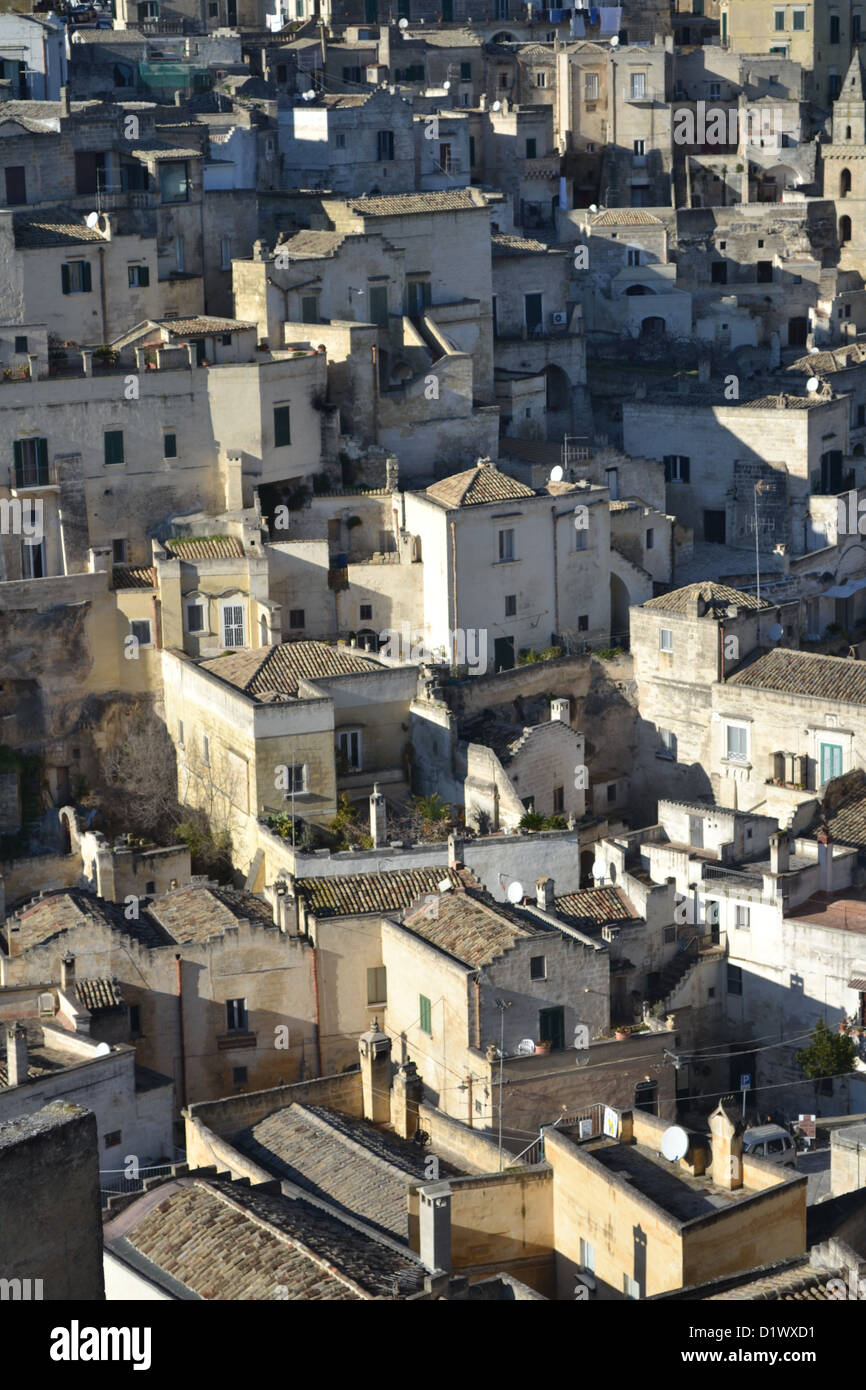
599, 5, 622, 32
549, 8, 564, 22
588, 7, 600, 27
570, 11, 585, 34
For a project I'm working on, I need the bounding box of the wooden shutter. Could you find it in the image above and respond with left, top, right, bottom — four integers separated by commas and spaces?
61, 263, 70, 295
82, 262, 92, 292
681, 456, 690, 482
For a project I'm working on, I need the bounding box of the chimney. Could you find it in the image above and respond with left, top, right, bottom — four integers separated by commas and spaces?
536, 876, 555, 912
479, 93, 487, 111
447, 832, 464, 868
59, 86, 70, 117
5, 1023, 28, 1087
370, 783, 386, 848
391, 1060, 423, 1139
769, 831, 790, 876
817, 819, 833, 891
419, 1183, 452, 1275
271, 876, 298, 934
550, 697, 570, 723
358, 1018, 392, 1123
709, 1099, 744, 1190
60, 953, 75, 992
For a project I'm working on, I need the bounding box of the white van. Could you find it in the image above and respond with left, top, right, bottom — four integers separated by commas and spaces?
742, 1124, 797, 1168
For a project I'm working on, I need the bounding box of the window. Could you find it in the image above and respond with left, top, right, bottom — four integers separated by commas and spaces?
202, 733, 210, 766
337, 728, 362, 771
14, 335, 27, 354
129, 1005, 141, 1035
335, 131, 347, 149
727, 963, 742, 996
584, 72, 599, 100
530, 955, 546, 980
226, 998, 248, 1031
185, 602, 205, 633
13, 437, 48, 488
220, 237, 232, 271
629, 72, 646, 99
658, 729, 676, 760
708, 82, 721, 100
419, 993, 432, 1035
112, 538, 128, 564
607, 783, 616, 803
854, 10, 862, 41
284, 763, 306, 794
104, 430, 124, 466
21, 538, 45, 578
575, 529, 587, 552
164, 430, 177, 459
830, 12, 840, 42
735, 904, 751, 930
360, 602, 373, 621
274, 405, 291, 447
127, 263, 150, 288
659, 628, 673, 652
301, 295, 319, 324
664, 925, 676, 944
461, 61, 472, 80
627, 247, 641, 265
820, 742, 843, 784
774, 7, 785, 29
579, 1238, 595, 1272
498, 528, 515, 562
145, 881, 155, 895
367, 965, 387, 1004
535, 71, 546, 88
726, 724, 748, 761
104, 1131, 122, 1149
222, 603, 245, 648
159, 161, 189, 203
646, 528, 654, 549
578, 614, 589, 632
663, 454, 690, 482
130, 619, 152, 647
623, 1274, 640, 1300
553, 785, 564, 814
377, 129, 395, 161
175, 237, 185, 274
793, 7, 805, 28
343, 66, 362, 83
233, 1066, 248, 1085
711, 260, 728, 284
526, 137, 537, 158
501, 592, 519, 622
289, 608, 305, 628
439, 143, 453, 172
61, 260, 92, 295
369, 285, 389, 327
633, 139, 645, 157
4, 165, 26, 205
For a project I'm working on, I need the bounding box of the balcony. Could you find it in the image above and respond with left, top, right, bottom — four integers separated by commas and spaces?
10, 460, 59, 493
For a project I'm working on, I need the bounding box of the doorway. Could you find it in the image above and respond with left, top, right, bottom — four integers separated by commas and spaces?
494, 635, 515, 671
538, 1006, 565, 1050
704, 509, 726, 543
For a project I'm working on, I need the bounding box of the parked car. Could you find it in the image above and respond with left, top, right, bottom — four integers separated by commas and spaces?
742, 1124, 797, 1168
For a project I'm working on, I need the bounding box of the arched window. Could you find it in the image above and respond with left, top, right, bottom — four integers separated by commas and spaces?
841, 167, 852, 197
840, 214, 853, 245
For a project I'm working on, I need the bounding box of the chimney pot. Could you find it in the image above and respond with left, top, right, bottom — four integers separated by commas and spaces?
60, 953, 75, 991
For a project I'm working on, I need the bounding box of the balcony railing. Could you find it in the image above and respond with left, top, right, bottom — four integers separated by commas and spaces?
11, 461, 56, 490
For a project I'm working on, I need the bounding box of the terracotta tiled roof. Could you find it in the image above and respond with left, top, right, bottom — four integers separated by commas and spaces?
727, 649, 866, 705
274, 230, 346, 259
402, 889, 554, 967
146, 886, 274, 945
106, 1176, 429, 1299
553, 887, 641, 932
707, 1261, 846, 1300
236, 1104, 462, 1242
13, 208, 106, 248
642, 582, 771, 616
76, 978, 124, 1012
425, 464, 536, 509
788, 342, 866, 373
164, 535, 245, 559
295, 866, 460, 918
4, 890, 168, 952
200, 641, 384, 701
112, 565, 156, 590
743, 393, 827, 409
592, 209, 663, 226
345, 189, 485, 217
492, 233, 554, 256
821, 771, 866, 848
158, 317, 256, 336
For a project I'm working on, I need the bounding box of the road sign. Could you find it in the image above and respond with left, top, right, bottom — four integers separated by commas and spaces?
740, 1073, 752, 1089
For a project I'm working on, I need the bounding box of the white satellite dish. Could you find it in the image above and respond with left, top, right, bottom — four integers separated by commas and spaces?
768, 621, 784, 642
443, 79, 451, 89
516, 1038, 535, 1055
85, 211, 100, 228
507, 880, 525, 904
808, 345, 820, 354
588, 203, 599, 213
549, 464, 564, 483
806, 376, 819, 392
610, 34, 619, 45
660, 1125, 689, 1162
93, 1042, 111, 1057
398, 15, 408, 26
492, 99, 501, 111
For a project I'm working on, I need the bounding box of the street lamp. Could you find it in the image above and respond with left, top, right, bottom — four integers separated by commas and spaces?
494, 997, 512, 1170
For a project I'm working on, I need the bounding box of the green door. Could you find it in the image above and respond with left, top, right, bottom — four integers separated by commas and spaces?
538, 1006, 565, 1051
819, 743, 843, 785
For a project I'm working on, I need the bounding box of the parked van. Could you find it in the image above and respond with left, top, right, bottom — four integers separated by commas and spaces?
742, 1124, 797, 1168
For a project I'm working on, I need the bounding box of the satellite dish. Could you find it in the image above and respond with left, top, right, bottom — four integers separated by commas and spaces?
443, 79, 451, 89
93, 1042, 111, 1057
610, 34, 619, 45
806, 376, 819, 392
398, 14, 408, 26
660, 1125, 689, 1162
549, 464, 564, 483
507, 880, 524, 904
808, 345, 820, 354
516, 1038, 535, 1055
85, 211, 100, 228
768, 622, 784, 642
492, 100, 501, 111
588, 203, 599, 213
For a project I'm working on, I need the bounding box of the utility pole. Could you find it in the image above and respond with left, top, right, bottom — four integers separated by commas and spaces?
495, 997, 512, 1170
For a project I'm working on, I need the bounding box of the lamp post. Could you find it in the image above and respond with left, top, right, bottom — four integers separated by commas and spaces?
494, 997, 512, 1170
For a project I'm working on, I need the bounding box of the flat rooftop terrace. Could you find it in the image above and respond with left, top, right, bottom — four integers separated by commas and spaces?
582, 1135, 755, 1221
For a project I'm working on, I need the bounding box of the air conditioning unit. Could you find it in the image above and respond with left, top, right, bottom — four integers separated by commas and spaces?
551, 311, 567, 325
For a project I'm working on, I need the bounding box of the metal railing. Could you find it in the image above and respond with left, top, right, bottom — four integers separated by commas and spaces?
703, 863, 764, 889
99, 1163, 175, 1203
504, 1101, 608, 1168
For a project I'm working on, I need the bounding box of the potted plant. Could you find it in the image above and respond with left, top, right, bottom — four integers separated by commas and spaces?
535, 1039, 552, 1055
615, 1026, 631, 1042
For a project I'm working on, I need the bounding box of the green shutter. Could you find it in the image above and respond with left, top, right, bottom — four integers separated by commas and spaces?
681, 456, 690, 482
61, 263, 70, 295
140, 265, 150, 286
104, 430, 124, 466
36, 437, 48, 470
13, 439, 22, 481
82, 262, 92, 292
274, 405, 291, 447
419, 994, 431, 1034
